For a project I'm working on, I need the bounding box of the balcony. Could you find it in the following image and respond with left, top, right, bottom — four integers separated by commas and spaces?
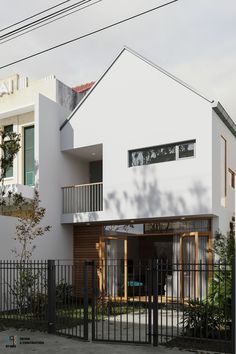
62, 182, 103, 214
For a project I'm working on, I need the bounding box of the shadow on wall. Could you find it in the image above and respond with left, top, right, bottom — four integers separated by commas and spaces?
61, 121, 74, 151
104, 167, 210, 219
73, 209, 100, 223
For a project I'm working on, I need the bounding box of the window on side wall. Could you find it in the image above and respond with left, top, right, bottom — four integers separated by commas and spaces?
4, 124, 14, 178
128, 140, 196, 167
220, 136, 227, 207
229, 169, 235, 189
24, 125, 35, 186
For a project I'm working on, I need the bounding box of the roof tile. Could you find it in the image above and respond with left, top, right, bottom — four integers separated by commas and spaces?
73, 81, 95, 93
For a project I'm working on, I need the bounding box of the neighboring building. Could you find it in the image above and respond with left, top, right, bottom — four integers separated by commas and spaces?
73, 81, 95, 100
0, 47, 235, 298
0, 73, 84, 260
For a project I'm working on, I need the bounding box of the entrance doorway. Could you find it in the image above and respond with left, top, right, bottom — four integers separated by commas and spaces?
100, 231, 210, 300
103, 237, 127, 298
180, 232, 209, 299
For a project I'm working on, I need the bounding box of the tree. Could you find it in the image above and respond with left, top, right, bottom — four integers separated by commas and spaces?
0, 128, 21, 185
9, 189, 51, 315
0, 128, 21, 213
208, 220, 235, 327
0, 126, 51, 257
212, 219, 235, 263
0, 129, 51, 315
11, 189, 51, 262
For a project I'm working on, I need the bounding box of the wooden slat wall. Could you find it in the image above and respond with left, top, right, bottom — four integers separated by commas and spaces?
73, 224, 103, 297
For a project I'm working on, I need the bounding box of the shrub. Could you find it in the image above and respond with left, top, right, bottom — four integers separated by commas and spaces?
56, 282, 73, 305
183, 299, 231, 339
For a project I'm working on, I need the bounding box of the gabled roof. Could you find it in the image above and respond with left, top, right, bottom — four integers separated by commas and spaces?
212, 101, 236, 138
60, 46, 235, 136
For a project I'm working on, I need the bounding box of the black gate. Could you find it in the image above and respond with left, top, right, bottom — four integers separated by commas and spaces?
0, 259, 234, 353
87, 259, 234, 353
89, 260, 152, 344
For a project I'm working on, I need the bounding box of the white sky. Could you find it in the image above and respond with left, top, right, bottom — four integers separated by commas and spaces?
1, 0, 236, 120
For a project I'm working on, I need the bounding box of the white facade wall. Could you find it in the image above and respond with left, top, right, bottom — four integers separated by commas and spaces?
32, 94, 89, 259
61, 49, 213, 223
212, 110, 236, 234
0, 216, 18, 260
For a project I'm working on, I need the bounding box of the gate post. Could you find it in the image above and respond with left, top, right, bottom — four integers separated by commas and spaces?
153, 260, 158, 346
232, 257, 235, 354
83, 261, 89, 340
91, 260, 96, 341
147, 260, 152, 344
47, 260, 56, 334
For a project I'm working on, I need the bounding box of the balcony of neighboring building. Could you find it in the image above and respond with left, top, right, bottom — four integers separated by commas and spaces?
61, 144, 103, 221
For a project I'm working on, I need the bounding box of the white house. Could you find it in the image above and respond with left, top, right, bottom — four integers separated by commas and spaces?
0, 47, 235, 298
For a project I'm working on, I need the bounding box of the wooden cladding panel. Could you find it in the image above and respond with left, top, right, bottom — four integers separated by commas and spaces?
73, 224, 102, 297
73, 224, 102, 261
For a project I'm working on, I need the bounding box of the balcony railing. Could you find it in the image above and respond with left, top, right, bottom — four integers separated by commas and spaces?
62, 182, 103, 214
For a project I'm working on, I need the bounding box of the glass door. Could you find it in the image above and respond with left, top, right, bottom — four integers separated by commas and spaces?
180, 233, 209, 299
101, 237, 127, 298
181, 233, 197, 299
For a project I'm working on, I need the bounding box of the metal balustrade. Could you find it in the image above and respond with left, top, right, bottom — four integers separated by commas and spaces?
62, 182, 103, 214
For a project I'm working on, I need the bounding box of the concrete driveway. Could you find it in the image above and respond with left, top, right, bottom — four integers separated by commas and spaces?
0, 328, 197, 354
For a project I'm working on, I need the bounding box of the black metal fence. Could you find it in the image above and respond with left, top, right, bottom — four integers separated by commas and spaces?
0, 259, 234, 353
0, 260, 87, 339
89, 259, 234, 353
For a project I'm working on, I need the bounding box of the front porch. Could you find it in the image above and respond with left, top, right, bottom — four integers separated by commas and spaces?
73, 218, 212, 301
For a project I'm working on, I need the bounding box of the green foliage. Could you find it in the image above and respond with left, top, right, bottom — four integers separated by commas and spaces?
0, 128, 21, 184
30, 293, 48, 318
208, 223, 235, 318
7, 265, 47, 316
56, 282, 73, 305
0, 128, 21, 212
183, 299, 230, 339
208, 263, 232, 321
213, 226, 235, 263
183, 223, 234, 339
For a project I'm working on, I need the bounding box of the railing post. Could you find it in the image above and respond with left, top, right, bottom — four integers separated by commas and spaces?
47, 260, 56, 334
153, 260, 158, 346
232, 257, 235, 354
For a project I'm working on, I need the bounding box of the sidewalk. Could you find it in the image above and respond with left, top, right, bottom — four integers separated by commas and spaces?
0, 328, 196, 354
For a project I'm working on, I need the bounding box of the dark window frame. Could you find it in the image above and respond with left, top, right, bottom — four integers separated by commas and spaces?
128, 139, 196, 167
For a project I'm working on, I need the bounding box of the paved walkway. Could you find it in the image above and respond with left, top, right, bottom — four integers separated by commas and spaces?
0, 328, 196, 354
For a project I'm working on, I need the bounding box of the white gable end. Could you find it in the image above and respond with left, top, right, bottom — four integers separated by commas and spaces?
61, 48, 213, 222
61, 48, 212, 152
